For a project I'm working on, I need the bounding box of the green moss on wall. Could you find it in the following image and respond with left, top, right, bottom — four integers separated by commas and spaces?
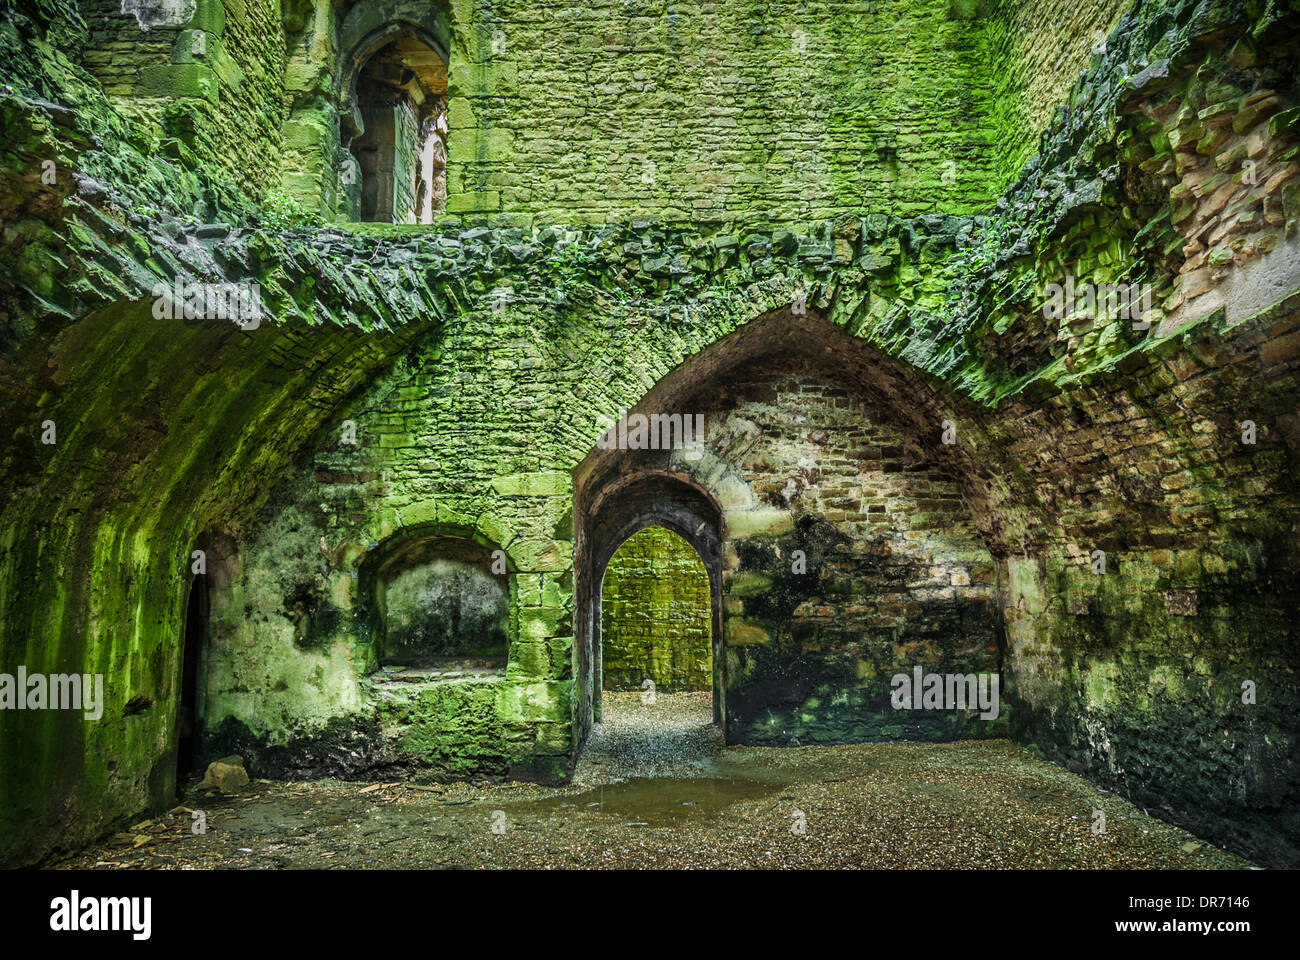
2, 0, 1299, 872
441, 0, 1000, 225
987, 0, 1132, 186
601, 526, 712, 692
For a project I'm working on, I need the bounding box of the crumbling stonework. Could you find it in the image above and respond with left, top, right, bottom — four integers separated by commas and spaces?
0, 0, 1298, 871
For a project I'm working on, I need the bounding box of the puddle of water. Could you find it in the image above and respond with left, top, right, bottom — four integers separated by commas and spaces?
516, 776, 791, 825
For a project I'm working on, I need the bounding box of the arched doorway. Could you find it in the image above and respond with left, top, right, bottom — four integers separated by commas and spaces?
580, 523, 719, 773
574, 470, 726, 756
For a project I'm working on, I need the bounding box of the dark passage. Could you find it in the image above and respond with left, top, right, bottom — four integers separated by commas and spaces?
176, 573, 207, 793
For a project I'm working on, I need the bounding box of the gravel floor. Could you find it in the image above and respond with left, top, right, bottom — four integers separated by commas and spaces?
52, 693, 1255, 870
574, 690, 722, 784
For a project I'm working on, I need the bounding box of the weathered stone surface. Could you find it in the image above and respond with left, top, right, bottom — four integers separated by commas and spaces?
602, 527, 712, 693
197, 756, 250, 793
0, 0, 1298, 874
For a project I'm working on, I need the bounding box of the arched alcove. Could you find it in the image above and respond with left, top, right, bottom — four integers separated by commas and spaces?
360, 527, 514, 672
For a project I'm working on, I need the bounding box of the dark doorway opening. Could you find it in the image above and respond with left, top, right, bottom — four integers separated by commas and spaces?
176, 573, 207, 794
580, 523, 720, 778
573, 468, 726, 763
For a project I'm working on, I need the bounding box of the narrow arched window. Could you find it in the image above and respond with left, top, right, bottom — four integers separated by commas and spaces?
342, 36, 447, 224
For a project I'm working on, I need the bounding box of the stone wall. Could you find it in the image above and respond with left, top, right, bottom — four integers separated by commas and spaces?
79, 0, 288, 201
600, 526, 712, 692
988, 0, 1131, 185
701, 361, 1001, 743
391, 97, 419, 224
2, 0, 1299, 869
63, 0, 1007, 222
197, 311, 582, 782
440, 0, 998, 224
987, 299, 1300, 868
199, 309, 1001, 773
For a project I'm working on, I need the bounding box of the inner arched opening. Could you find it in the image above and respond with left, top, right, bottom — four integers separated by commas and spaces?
591, 525, 717, 768
365, 533, 511, 673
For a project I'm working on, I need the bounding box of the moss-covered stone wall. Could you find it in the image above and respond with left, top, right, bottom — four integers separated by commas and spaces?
600, 527, 712, 692
987, 0, 1132, 185
207, 0, 1007, 225
1, 0, 1298, 870
439, 0, 998, 224
80, 0, 289, 201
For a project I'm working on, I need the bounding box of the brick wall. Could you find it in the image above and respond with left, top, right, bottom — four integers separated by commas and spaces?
696, 361, 1001, 743
79, 0, 1000, 222
441, 0, 997, 224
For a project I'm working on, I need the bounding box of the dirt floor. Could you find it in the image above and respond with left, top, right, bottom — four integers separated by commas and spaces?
55, 692, 1253, 870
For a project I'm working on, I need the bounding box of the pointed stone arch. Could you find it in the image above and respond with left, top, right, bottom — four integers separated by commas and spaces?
572, 305, 1007, 756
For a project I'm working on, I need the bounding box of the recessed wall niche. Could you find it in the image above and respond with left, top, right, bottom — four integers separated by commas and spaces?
366, 534, 511, 669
